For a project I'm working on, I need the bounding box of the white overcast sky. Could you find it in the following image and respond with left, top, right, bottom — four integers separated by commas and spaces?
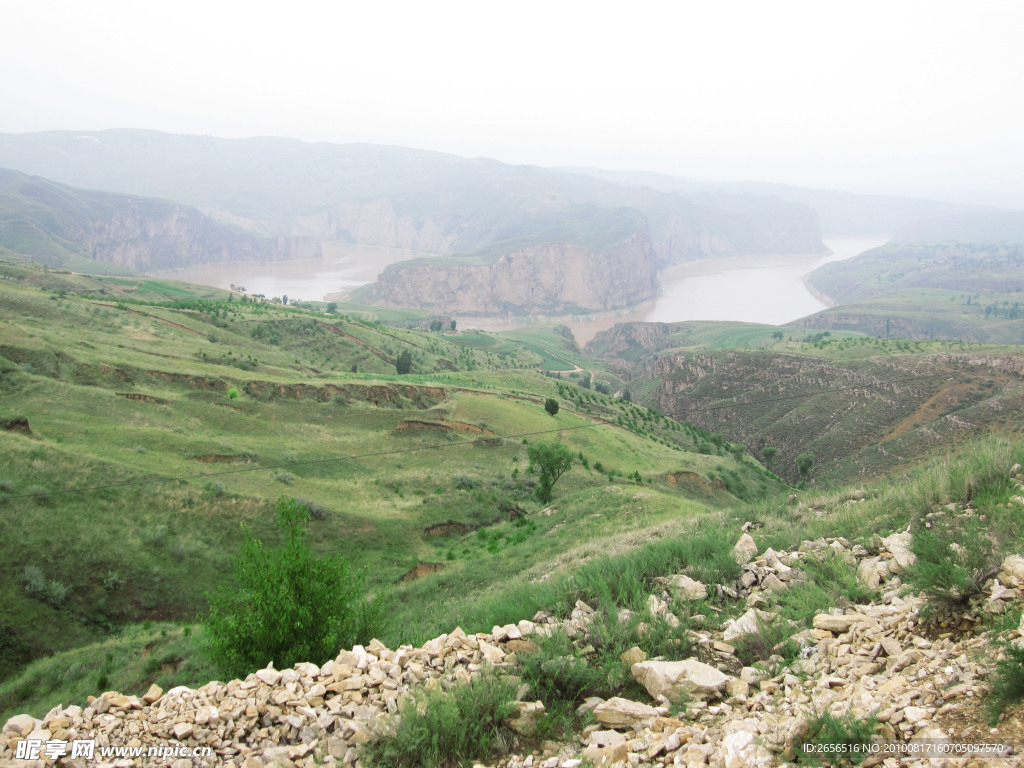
3, 0, 1023, 205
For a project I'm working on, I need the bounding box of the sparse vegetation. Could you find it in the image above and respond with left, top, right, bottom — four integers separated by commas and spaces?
360, 673, 520, 768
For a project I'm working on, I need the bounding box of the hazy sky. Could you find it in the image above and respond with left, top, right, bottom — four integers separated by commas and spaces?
4, 1, 1023, 205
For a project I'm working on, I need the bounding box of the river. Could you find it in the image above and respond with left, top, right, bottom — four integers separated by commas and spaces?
158, 237, 887, 344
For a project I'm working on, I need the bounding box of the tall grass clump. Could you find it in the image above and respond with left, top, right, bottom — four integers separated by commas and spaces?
360, 673, 520, 768
564, 525, 740, 614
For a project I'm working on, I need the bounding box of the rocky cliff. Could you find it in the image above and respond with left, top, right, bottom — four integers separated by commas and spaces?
362, 231, 659, 315
292, 199, 458, 254
0, 168, 322, 271
78, 203, 322, 270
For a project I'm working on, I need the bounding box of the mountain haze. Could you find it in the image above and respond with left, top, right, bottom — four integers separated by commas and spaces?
0, 130, 826, 268
0, 167, 320, 272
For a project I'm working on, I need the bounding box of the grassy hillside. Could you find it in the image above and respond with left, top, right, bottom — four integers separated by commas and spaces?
801, 223, 1024, 343
0, 261, 780, 694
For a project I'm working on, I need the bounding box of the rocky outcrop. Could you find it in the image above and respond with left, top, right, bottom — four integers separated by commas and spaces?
363, 232, 659, 315
78, 205, 322, 270
0, 168, 323, 271
292, 199, 457, 253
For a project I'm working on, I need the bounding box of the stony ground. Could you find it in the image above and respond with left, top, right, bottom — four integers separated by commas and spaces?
5, 498, 1024, 767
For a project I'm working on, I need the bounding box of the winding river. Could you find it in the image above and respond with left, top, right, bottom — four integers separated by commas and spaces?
160, 237, 888, 344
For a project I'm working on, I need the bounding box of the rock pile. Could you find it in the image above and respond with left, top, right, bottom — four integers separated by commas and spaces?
5, 494, 1024, 767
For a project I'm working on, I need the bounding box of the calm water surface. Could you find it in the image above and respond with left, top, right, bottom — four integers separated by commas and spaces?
158, 237, 887, 340
645, 237, 888, 325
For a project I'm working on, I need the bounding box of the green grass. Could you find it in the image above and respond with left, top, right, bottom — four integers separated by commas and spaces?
0, 623, 215, 725
360, 673, 521, 768
0, 273, 776, 694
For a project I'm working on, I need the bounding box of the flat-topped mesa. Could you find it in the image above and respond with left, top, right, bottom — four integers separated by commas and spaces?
363, 230, 658, 315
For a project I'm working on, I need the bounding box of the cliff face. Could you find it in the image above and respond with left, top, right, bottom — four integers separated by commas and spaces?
0, 168, 322, 271
292, 199, 458, 254
79, 203, 322, 270
363, 232, 659, 314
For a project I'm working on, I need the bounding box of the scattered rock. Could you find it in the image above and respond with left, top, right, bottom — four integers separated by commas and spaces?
593, 697, 660, 730
631, 659, 729, 701
732, 533, 758, 565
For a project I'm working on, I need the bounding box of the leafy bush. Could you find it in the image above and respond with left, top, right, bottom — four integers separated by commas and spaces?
202, 496, 387, 679
520, 630, 605, 713
273, 471, 295, 485
361, 673, 519, 768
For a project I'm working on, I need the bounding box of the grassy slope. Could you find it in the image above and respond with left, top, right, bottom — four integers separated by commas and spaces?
800, 241, 1024, 343
0, 263, 779, 702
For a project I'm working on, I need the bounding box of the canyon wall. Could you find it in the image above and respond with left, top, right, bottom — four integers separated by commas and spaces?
362, 232, 659, 314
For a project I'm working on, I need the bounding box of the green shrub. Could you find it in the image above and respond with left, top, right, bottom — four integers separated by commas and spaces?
905, 515, 1002, 616
361, 673, 519, 768
453, 475, 480, 491
20, 565, 70, 607
986, 642, 1024, 722
794, 709, 878, 766
732, 615, 799, 671
227, 387, 239, 399
293, 497, 328, 521
520, 630, 604, 712
201, 496, 387, 679
273, 471, 295, 485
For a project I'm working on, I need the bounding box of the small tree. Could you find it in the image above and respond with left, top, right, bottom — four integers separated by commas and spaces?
450, 319, 457, 332
544, 398, 559, 416
202, 496, 385, 678
761, 446, 777, 470
796, 452, 815, 478
326, 302, 338, 314
528, 442, 574, 503
396, 350, 413, 375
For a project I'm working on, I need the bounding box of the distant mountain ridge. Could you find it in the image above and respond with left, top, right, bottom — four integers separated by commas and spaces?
0, 130, 826, 268
558, 166, 995, 237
